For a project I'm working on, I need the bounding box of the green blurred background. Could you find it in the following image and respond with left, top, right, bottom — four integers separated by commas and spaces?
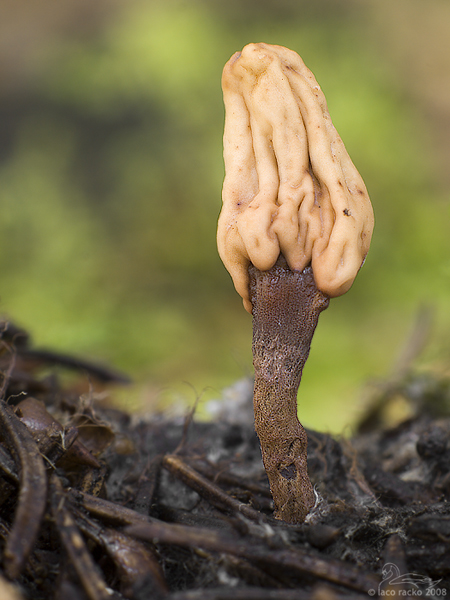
1, 0, 449, 432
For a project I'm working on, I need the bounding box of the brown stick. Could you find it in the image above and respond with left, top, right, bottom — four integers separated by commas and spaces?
50, 474, 113, 600
125, 518, 380, 593
168, 587, 369, 600
73, 506, 168, 596
0, 400, 47, 579
163, 454, 267, 523
69, 489, 157, 526
249, 257, 329, 523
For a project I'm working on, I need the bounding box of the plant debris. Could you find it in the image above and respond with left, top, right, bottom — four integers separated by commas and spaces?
1, 319, 449, 599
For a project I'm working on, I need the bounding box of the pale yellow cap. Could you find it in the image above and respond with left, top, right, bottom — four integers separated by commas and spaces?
217, 43, 374, 312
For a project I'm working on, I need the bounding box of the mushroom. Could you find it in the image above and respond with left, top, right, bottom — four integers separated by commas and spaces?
217, 43, 374, 523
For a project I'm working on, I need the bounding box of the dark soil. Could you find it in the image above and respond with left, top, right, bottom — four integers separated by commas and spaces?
0, 319, 449, 599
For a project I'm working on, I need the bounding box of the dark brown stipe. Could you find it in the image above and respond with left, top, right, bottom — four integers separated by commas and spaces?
249, 256, 329, 523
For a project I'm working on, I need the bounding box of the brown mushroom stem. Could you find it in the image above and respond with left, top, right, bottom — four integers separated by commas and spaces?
249, 256, 329, 523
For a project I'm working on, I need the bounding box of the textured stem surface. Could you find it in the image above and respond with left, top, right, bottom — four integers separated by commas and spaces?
249, 257, 329, 523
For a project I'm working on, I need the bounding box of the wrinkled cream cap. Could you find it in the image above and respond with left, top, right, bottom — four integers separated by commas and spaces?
217, 43, 374, 312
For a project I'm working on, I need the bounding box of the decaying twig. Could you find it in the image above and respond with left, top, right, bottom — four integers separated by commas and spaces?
125, 518, 380, 594
168, 587, 369, 600
132, 453, 163, 516
163, 454, 267, 523
73, 505, 168, 597
0, 400, 47, 579
50, 474, 115, 600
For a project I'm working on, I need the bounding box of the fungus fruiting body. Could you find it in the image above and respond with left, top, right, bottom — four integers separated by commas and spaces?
217, 43, 374, 523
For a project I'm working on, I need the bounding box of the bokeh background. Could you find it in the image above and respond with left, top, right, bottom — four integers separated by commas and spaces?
1, 0, 449, 432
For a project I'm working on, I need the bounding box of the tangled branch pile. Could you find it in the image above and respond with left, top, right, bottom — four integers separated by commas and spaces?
0, 321, 449, 599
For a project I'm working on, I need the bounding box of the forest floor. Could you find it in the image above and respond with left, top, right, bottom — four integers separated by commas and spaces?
0, 319, 449, 600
